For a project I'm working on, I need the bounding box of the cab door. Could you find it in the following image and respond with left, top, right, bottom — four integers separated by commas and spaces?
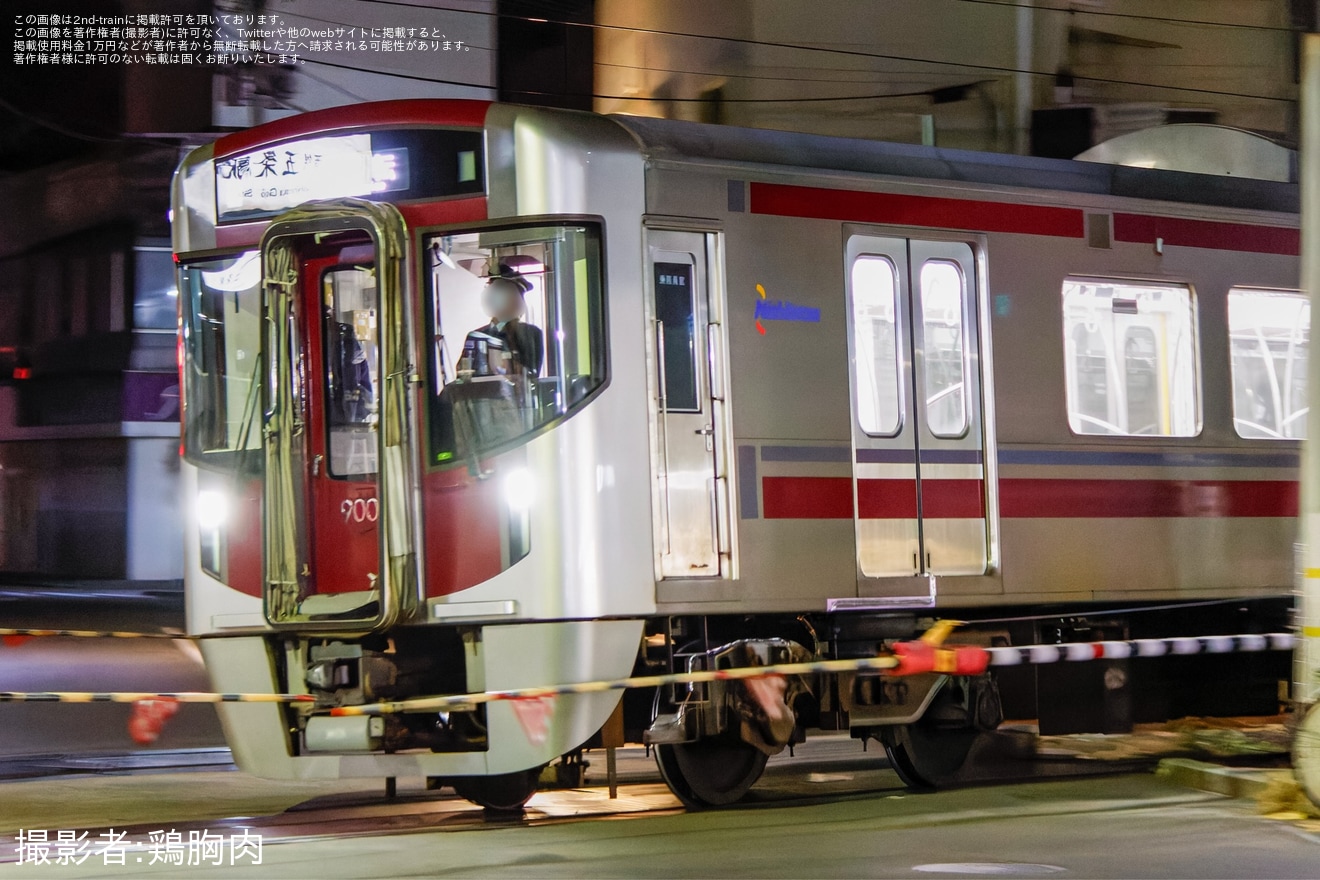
844, 235, 990, 598
261, 203, 412, 629
647, 229, 730, 579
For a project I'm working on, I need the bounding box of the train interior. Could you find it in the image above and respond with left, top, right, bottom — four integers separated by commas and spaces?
425, 225, 605, 466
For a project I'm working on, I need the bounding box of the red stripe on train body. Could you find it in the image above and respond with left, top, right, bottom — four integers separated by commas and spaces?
762, 477, 1295, 519
750, 182, 1086, 237
1113, 213, 1299, 256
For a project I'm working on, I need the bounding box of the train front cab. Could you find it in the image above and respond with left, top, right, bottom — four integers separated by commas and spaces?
173, 103, 656, 808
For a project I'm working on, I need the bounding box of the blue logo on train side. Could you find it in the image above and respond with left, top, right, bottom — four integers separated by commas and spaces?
755, 283, 821, 335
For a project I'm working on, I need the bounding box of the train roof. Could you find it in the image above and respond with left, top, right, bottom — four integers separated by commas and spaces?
610, 114, 1299, 216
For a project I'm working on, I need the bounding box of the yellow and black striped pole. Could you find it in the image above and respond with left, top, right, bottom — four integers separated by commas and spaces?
0, 691, 315, 704
0, 632, 1295, 710
329, 633, 1294, 716
0, 627, 183, 640
330, 655, 903, 716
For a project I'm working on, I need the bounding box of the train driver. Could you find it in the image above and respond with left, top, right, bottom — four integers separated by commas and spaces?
331, 321, 374, 424
457, 271, 544, 379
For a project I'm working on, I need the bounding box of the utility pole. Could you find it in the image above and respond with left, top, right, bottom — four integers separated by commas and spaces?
1292, 30, 1320, 802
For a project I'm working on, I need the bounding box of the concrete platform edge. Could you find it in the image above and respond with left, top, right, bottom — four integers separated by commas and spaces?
1156, 757, 1281, 799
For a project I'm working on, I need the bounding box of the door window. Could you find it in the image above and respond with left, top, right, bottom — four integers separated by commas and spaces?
655, 262, 700, 413
850, 256, 903, 436
323, 266, 379, 477
919, 260, 968, 438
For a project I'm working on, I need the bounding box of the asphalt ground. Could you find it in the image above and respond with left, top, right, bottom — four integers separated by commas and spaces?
2, 768, 1316, 879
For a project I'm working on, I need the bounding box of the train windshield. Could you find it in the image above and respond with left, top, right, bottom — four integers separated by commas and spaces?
425, 224, 605, 465
178, 251, 262, 470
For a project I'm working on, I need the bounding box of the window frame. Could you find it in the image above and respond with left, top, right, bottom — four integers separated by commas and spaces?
653, 260, 702, 415
917, 258, 971, 440
849, 253, 906, 438
321, 263, 381, 479
177, 248, 264, 473
420, 217, 610, 470
1226, 286, 1309, 441
1060, 276, 1203, 439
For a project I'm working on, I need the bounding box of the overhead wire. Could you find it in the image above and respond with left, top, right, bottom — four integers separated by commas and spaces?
5, 4, 1298, 148
295, 2, 1297, 104
952, 0, 1296, 33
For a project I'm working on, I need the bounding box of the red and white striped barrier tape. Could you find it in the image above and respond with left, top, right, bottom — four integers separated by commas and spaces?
986, 632, 1295, 665
329, 632, 1297, 717
0, 633, 1295, 712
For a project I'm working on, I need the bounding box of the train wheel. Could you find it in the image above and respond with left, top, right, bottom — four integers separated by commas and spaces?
881, 721, 977, 790
655, 738, 769, 809
452, 768, 541, 812
879, 683, 980, 790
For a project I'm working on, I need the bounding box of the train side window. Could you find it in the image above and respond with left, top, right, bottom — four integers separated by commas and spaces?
1228, 288, 1308, 440
177, 251, 263, 469
1124, 327, 1160, 435
850, 255, 903, 436
425, 224, 606, 465
919, 260, 969, 438
1061, 279, 1200, 437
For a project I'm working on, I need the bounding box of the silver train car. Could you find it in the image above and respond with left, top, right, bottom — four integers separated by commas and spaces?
171, 100, 1299, 809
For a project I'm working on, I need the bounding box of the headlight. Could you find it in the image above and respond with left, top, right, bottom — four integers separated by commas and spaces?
502, 467, 536, 513
196, 489, 230, 530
